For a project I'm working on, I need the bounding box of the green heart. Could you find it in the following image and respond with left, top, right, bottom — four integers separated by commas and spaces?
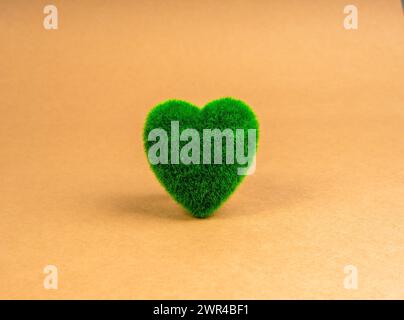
143, 97, 259, 218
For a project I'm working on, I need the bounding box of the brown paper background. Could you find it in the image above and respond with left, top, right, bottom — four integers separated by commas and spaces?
0, 0, 403, 299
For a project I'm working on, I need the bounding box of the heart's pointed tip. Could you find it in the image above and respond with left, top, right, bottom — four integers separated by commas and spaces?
187, 207, 217, 219
190, 212, 215, 219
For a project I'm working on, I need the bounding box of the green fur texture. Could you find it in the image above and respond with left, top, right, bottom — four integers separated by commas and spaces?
143, 97, 259, 218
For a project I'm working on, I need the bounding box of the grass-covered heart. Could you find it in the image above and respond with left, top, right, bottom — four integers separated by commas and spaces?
143, 97, 259, 218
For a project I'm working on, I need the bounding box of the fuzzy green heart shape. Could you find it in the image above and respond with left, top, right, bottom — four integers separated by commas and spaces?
143, 97, 259, 218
